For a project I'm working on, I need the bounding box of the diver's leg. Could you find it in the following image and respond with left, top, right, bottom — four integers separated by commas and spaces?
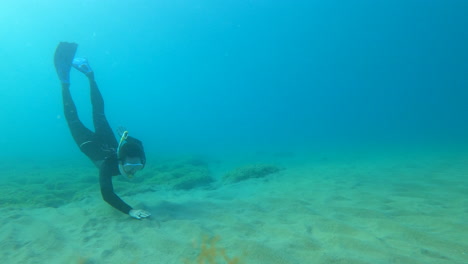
62, 83, 95, 146
88, 73, 118, 148
72, 58, 117, 147
63, 83, 108, 162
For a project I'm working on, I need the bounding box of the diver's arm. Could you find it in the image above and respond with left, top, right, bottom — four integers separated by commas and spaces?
99, 161, 133, 215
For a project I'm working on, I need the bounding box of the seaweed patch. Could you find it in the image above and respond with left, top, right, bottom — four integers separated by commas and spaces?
223, 164, 283, 183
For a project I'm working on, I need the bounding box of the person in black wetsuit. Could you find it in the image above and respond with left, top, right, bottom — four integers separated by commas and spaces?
53, 42, 151, 220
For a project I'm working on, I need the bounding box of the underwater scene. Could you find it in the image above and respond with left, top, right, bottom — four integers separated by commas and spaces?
0, 0, 467, 263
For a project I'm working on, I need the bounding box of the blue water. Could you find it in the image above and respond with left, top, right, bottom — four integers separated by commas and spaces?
1, 2, 468, 263
0, 0, 467, 158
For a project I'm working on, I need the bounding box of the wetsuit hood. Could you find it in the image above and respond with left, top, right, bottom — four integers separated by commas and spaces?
119, 137, 146, 164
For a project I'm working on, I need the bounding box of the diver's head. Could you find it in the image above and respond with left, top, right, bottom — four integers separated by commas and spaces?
117, 131, 146, 178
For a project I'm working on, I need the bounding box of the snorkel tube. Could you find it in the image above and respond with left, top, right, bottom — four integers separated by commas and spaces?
117, 131, 132, 178
117, 130, 129, 159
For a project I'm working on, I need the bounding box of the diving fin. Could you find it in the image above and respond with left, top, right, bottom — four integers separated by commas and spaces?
54, 42, 78, 84
72, 57, 93, 75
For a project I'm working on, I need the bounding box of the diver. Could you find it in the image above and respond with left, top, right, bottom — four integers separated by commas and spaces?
53, 42, 151, 220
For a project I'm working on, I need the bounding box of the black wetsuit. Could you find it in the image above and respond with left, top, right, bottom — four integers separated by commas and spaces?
61, 73, 132, 214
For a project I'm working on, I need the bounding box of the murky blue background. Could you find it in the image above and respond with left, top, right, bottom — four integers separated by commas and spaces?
1, 0, 467, 159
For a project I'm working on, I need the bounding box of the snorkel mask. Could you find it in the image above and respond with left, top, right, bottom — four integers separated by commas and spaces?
117, 131, 146, 178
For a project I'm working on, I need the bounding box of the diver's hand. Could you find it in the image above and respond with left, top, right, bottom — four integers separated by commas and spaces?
129, 209, 151, 220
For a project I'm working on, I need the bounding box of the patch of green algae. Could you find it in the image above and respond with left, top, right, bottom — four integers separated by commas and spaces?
223, 164, 283, 183
1, 156, 214, 209
147, 157, 213, 189
2, 156, 284, 209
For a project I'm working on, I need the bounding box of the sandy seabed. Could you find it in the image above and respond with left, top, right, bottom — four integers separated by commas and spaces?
1, 149, 467, 264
